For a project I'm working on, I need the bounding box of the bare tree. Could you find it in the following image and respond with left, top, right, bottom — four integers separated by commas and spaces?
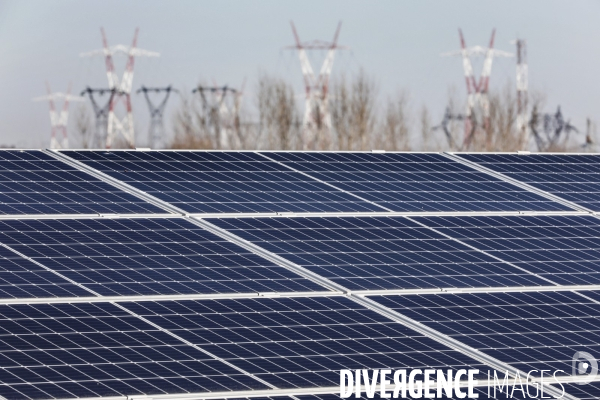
331, 70, 377, 150
256, 73, 299, 150
170, 92, 213, 149
419, 105, 433, 151
483, 84, 525, 151
376, 90, 411, 151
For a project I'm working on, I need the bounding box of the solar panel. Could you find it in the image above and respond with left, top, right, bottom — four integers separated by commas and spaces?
3, 149, 599, 399
208, 216, 549, 290
458, 153, 600, 211
60, 151, 383, 213
0, 150, 164, 215
0, 218, 325, 296
369, 290, 600, 377
264, 152, 571, 212
559, 382, 600, 399
0, 246, 89, 298
123, 296, 488, 389
413, 214, 600, 285
0, 302, 268, 400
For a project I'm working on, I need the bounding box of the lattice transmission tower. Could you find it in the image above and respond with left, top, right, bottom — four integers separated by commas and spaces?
80, 87, 116, 148
192, 84, 244, 149
442, 29, 513, 149
137, 86, 178, 149
287, 21, 346, 150
33, 82, 84, 149
513, 38, 528, 142
81, 28, 159, 148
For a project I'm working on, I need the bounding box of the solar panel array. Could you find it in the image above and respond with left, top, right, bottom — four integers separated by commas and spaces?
0, 218, 323, 296
457, 153, 600, 211
209, 216, 549, 290
61, 151, 382, 213
62, 150, 571, 213
0, 149, 598, 400
0, 151, 164, 215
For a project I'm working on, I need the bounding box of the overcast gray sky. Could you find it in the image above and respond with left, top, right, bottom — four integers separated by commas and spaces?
0, 0, 598, 148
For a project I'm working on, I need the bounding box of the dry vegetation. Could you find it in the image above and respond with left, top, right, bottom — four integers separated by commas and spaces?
73, 70, 589, 152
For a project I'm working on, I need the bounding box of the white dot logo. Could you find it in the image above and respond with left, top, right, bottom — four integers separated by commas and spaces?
572, 351, 598, 385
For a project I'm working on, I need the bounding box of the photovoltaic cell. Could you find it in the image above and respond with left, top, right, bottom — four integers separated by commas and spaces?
0, 150, 164, 214
124, 296, 489, 389
60, 151, 383, 213
0, 246, 89, 298
458, 153, 600, 211
0, 218, 324, 296
560, 382, 600, 399
0, 302, 267, 400
264, 152, 570, 212
209, 216, 549, 291
413, 215, 600, 285
370, 290, 600, 377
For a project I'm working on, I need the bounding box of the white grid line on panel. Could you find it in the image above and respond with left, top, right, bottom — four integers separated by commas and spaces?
0, 210, 591, 221
444, 152, 593, 213
255, 153, 393, 212
0, 291, 340, 306
352, 284, 600, 297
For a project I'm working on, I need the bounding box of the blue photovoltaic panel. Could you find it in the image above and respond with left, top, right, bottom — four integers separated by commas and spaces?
0, 218, 324, 296
60, 150, 383, 213
264, 152, 570, 212
560, 382, 600, 399
0, 246, 89, 298
370, 291, 600, 377
0, 150, 164, 214
209, 216, 549, 290
124, 296, 489, 389
0, 302, 267, 400
458, 153, 600, 211
413, 215, 600, 285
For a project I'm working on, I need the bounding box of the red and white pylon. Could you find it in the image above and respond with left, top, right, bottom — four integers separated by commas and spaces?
442, 29, 513, 148
512, 38, 528, 142
288, 21, 346, 150
33, 82, 84, 149
81, 28, 159, 148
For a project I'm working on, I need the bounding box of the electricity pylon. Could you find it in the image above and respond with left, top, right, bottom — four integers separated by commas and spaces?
192, 84, 241, 149
81, 28, 159, 148
442, 29, 513, 148
512, 38, 528, 142
137, 86, 178, 149
33, 82, 84, 149
80, 87, 116, 148
287, 21, 346, 149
